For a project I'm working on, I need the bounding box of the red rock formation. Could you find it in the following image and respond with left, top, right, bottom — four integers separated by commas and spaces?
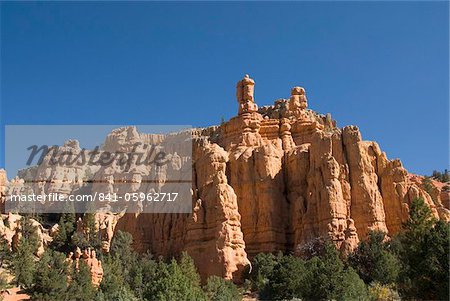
112, 76, 449, 281
114, 141, 250, 281
0, 211, 52, 256
66, 247, 104, 287
409, 174, 450, 219
2, 76, 449, 282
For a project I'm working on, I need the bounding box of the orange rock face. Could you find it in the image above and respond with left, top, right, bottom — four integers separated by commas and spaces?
111, 75, 449, 281
0, 211, 52, 257
66, 247, 104, 287
2, 76, 449, 283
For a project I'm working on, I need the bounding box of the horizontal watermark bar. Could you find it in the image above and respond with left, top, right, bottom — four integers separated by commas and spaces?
4, 125, 193, 213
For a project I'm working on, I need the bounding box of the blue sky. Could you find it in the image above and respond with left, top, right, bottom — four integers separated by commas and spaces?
0, 1, 448, 176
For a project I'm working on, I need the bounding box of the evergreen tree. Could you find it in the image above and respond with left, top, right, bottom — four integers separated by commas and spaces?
11, 216, 39, 289
12, 237, 36, 288
252, 242, 369, 301
431, 169, 450, 183
403, 197, 435, 233
72, 211, 100, 251
348, 231, 400, 284
204, 276, 241, 301
31, 249, 68, 301
52, 204, 76, 252
395, 197, 450, 300
260, 255, 306, 300
246, 252, 278, 292
422, 177, 438, 204
99, 231, 155, 300
145, 254, 207, 301
178, 252, 203, 287
98, 254, 139, 301
300, 243, 368, 301
66, 260, 96, 301
95, 285, 138, 301
0, 236, 11, 267
17, 216, 40, 253
110, 230, 134, 263
109, 230, 142, 292
0, 272, 10, 298
133, 252, 157, 299
82, 211, 100, 250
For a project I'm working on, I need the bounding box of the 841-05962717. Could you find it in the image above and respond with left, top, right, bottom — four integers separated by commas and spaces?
97, 192, 178, 202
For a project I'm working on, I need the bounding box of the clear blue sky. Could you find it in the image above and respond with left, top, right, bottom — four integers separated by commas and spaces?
1, 1, 448, 176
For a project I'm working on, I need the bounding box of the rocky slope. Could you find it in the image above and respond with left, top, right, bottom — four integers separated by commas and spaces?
1, 75, 449, 282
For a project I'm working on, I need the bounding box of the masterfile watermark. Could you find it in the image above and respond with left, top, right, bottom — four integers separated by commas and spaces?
26, 142, 170, 171
4, 125, 193, 214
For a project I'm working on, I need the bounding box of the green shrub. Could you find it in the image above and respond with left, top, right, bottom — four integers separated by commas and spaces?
348, 231, 400, 285
247, 253, 278, 292
251, 242, 369, 301
260, 255, 306, 300
300, 243, 369, 301
204, 276, 241, 301
144, 253, 207, 301
368, 282, 400, 301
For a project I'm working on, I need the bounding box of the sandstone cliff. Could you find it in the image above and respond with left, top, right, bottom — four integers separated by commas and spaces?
97, 76, 450, 281
1, 76, 449, 282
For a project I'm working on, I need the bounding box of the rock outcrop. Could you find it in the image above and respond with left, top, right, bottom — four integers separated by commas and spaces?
66, 247, 104, 287
2, 76, 449, 282
109, 76, 449, 281
0, 211, 52, 256
0, 169, 7, 213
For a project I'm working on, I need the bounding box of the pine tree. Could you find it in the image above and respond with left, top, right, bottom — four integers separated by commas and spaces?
72, 211, 100, 251
0, 272, 10, 297
31, 250, 68, 301
301, 243, 369, 301
95, 286, 138, 301
82, 210, 100, 250
422, 177, 438, 204
18, 216, 40, 253
12, 237, 36, 288
178, 252, 202, 287
204, 276, 241, 301
110, 230, 133, 261
66, 260, 96, 301
97, 230, 145, 300
253, 242, 370, 301
145, 254, 207, 301
11, 216, 39, 289
52, 211, 76, 252
98, 256, 138, 301
259, 254, 306, 300
247, 252, 278, 292
0, 236, 11, 267
395, 197, 450, 300
348, 231, 400, 284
